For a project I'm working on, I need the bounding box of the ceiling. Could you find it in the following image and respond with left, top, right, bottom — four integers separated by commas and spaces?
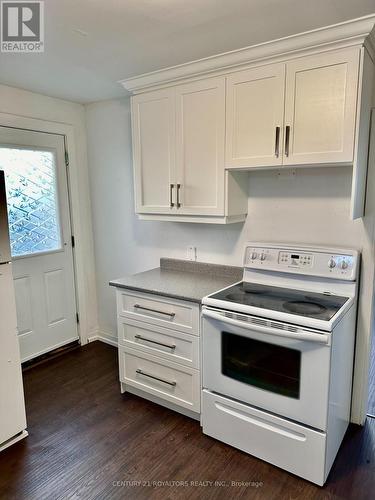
0, 0, 374, 104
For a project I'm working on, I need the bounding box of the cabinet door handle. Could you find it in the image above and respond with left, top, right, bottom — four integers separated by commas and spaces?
285, 125, 290, 157
170, 184, 175, 207
134, 304, 176, 318
176, 183, 181, 208
136, 369, 177, 387
275, 126, 280, 157
134, 334, 176, 350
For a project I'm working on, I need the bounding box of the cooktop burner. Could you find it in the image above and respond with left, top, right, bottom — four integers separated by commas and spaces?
209, 282, 349, 321
283, 301, 327, 316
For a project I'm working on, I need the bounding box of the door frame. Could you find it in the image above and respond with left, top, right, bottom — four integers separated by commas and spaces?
0, 112, 95, 347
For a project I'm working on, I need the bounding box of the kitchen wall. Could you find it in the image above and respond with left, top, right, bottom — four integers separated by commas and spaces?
85, 96, 375, 423
0, 83, 99, 339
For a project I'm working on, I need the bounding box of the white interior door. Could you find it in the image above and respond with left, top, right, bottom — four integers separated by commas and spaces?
0, 127, 78, 362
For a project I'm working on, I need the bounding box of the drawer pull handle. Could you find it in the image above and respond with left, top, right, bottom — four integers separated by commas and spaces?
135, 334, 176, 350
136, 369, 176, 387
134, 304, 176, 318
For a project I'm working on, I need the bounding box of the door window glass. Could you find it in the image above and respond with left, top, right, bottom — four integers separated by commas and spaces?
0, 147, 61, 257
222, 332, 301, 398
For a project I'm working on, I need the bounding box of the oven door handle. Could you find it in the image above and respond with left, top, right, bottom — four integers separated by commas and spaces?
202, 309, 330, 345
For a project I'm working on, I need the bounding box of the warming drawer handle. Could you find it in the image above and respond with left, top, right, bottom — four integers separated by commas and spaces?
136, 369, 176, 387
202, 309, 330, 344
135, 334, 176, 350
215, 402, 307, 441
134, 304, 176, 318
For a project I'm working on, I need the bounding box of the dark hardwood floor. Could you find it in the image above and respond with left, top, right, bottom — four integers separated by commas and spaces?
0, 342, 374, 500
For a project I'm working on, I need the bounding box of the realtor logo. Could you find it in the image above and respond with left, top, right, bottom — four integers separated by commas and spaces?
1, 1, 44, 52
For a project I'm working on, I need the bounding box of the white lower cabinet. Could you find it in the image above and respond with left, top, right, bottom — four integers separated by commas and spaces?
119, 347, 200, 412
116, 289, 201, 417
118, 318, 199, 368
117, 289, 200, 335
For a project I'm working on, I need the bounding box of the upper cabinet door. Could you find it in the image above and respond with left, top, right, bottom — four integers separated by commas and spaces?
132, 88, 176, 214
225, 64, 286, 168
175, 78, 226, 216
283, 49, 360, 166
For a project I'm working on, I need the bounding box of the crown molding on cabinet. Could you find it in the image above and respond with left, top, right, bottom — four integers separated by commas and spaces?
120, 14, 375, 94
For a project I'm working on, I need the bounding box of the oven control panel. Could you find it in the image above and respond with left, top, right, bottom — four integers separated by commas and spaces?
245, 244, 359, 280
278, 251, 313, 268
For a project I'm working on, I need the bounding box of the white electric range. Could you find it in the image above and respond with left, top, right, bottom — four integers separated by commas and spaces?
201, 243, 359, 486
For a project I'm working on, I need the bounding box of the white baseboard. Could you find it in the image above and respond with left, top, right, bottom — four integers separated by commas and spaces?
88, 329, 118, 347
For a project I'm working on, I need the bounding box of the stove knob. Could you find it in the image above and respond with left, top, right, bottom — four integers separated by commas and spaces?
328, 258, 336, 269
250, 251, 258, 260
260, 253, 266, 261
340, 260, 348, 270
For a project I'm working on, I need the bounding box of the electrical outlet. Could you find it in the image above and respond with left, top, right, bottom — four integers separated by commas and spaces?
187, 246, 197, 261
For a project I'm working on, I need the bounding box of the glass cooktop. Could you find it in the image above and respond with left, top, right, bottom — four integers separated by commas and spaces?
210, 282, 349, 321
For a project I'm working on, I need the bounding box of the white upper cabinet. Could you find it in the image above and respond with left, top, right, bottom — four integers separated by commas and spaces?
283, 49, 360, 166
132, 88, 175, 214
175, 78, 225, 216
123, 15, 375, 220
131, 79, 247, 223
226, 64, 286, 168
225, 48, 360, 169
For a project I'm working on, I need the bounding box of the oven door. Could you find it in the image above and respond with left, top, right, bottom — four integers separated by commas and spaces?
202, 308, 331, 431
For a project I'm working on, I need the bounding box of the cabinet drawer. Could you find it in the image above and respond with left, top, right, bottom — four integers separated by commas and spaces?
202, 390, 326, 486
118, 318, 199, 368
120, 347, 200, 412
116, 290, 200, 335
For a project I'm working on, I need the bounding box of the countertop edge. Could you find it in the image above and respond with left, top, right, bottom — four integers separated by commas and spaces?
109, 281, 202, 304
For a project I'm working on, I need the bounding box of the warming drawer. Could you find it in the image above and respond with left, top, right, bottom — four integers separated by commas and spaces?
202, 389, 327, 486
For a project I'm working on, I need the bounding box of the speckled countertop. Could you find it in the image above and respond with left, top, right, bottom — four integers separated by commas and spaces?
109, 258, 242, 303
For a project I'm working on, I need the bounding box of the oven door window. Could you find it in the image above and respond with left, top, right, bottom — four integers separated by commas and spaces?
222, 332, 301, 399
